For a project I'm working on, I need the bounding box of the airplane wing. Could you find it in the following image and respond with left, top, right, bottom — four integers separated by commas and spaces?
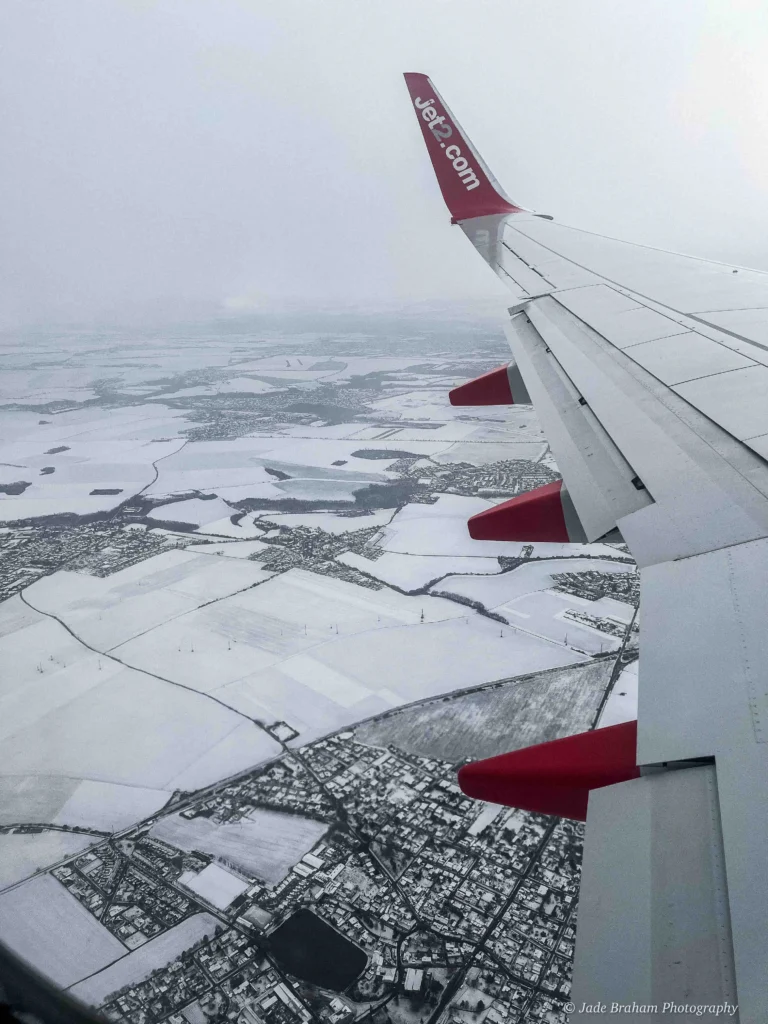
404, 72, 768, 1022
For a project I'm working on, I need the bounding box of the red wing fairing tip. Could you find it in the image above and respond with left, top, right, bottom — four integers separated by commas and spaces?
450, 361, 531, 407
403, 72, 522, 222
449, 364, 514, 406
467, 480, 587, 543
458, 720, 640, 821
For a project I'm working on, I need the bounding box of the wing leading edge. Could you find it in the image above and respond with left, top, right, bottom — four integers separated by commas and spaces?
404, 72, 768, 1022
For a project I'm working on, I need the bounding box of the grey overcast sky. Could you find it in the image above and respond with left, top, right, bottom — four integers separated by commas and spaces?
2, 0, 768, 326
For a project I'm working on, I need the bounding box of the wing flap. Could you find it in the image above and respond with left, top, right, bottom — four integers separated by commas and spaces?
465, 216, 768, 458
639, 540, 768, 1020
523, 297, 768, 565
504, 310, 652, 541
572, 766, 738, 1019
535, 284, 768, 458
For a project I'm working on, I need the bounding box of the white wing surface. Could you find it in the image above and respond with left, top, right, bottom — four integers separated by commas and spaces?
404, 71, 768, 1023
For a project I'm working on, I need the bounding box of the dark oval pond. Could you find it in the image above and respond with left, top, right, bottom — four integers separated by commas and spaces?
270, 908, 367, 991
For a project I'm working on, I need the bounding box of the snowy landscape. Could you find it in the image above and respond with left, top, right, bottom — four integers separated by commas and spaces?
0, 311, 639, 1024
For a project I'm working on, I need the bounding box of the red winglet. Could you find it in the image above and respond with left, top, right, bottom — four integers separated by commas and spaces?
450, 365, 513, 406
404, 73, 522, 222
468, 481, 569, 542
458, 721, 640, 821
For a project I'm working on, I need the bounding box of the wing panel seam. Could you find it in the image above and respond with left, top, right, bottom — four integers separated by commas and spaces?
509, 225, 768, 355
529, 296, 768, 510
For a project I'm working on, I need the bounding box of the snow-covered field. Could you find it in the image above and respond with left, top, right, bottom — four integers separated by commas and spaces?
178, 862, 250, 909
147, 496, 237, 526
196, 515, 271, 538
5, 527, 607, 754
437, 558, 636, 655
0, 639, 280, 791
598, 658, 639, 727
186, 538, 271, 558
144, 437, 406, 500
0, 774, 171, 834
23, 549, 276, 649
1, 466, 634, 815
150, 808, 327, 885
144, 438, 283, 496
0, 831, 96, 890
436, 558, 634, 606
0, 369, 99, 406
338, 550, 502, 591
0, 776, 84, 829
0, 584, 281, 809
0, 873, 126, 986
256, 509, 395, 535
69, 913, 221, 1006
216, 614, 586, 746
54, 779, 173, 832
151, 377, 275, 399
107, 567, 468, 701
0, 433, 188, 520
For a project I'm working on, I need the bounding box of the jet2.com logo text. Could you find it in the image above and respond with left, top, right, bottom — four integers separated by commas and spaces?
413, 95, 480, 192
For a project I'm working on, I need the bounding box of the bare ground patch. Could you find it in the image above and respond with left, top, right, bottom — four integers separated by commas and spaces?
354, 658, 615, 762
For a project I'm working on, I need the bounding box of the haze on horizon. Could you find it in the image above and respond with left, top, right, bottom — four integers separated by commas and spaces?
2, 0, 768, 328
